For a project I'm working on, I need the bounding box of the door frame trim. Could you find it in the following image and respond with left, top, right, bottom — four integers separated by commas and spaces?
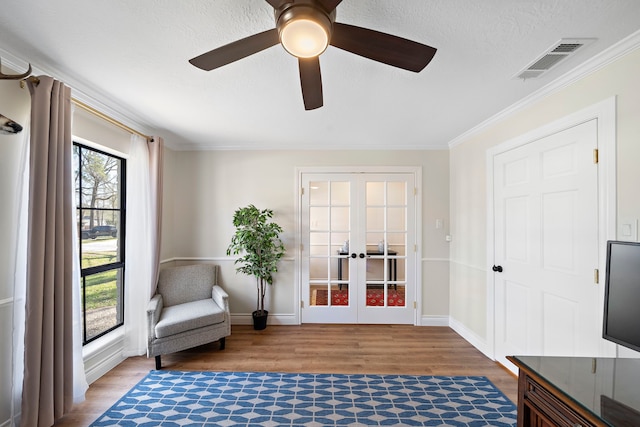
485, 96, 617, 362
295, 166, 423, 325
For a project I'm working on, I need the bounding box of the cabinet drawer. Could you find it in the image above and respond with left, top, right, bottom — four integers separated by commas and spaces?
524, 376, 595, 427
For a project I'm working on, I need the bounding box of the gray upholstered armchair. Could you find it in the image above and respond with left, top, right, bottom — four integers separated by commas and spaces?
147, 264, 230, 369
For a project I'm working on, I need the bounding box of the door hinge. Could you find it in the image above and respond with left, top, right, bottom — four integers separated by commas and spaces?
414, 187, 417, 196
593, 149, 599, 164
413, 301, 417, 309
301, 187, 305, 196
414, 244, 417, 252
301, 300, 304, 308
300, 243, 304, 252
594, 268, 599, 284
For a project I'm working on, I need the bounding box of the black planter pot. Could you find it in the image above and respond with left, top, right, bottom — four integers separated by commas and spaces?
252, 310, 268, 330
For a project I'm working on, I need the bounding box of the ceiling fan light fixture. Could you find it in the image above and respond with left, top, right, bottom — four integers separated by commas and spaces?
277, 5, 332, 58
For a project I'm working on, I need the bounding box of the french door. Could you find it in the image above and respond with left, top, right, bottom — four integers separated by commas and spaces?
301, 172, 416, 324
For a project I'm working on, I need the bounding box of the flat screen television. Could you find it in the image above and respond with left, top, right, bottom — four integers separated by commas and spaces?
603, 240, 640, 353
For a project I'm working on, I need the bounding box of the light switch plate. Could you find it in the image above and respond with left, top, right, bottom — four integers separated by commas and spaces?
619, 219, 638, 241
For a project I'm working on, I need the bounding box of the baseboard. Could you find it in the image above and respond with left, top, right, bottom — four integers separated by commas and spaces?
231, 313, 299, 326
419, 315, 450, 326
0, 415, 17, 427
448, 316, 494, 360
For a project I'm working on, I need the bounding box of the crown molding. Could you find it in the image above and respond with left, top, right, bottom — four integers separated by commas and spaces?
448, 29, 640, 149
0, 45, 157, 142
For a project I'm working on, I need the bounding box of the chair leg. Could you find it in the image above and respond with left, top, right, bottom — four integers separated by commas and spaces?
155, 355, 162, 370
220, 337, 226, 350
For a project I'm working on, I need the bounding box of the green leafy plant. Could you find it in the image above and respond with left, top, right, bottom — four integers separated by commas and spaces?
227, 204, 285, 315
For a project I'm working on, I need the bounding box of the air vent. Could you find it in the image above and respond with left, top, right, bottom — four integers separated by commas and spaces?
515, 38, 595, 80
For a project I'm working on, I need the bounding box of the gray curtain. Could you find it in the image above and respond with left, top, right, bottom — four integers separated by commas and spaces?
22, 76, 74, 426
149, 136, 163, 295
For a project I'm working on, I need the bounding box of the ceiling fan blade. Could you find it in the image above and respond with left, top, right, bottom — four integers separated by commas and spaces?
317, 0, 343, 12
264, 0, 280, 8
298, 57, 323, 110
330, 22, 437, 72
189, 29, 279, 71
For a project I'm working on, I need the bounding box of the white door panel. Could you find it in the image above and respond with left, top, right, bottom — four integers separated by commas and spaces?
494, 120, 600, 367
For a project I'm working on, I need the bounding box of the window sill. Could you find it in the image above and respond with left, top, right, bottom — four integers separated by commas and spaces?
83, 327, 125, 360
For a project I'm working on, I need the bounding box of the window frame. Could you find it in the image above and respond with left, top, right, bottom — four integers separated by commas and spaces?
74, 142, 127, 345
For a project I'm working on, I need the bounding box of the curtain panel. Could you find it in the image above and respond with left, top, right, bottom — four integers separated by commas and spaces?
124, 135, 164, 356
21, 76, 86, 427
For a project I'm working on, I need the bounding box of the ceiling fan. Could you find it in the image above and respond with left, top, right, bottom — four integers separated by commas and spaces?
189, 0, 437, 110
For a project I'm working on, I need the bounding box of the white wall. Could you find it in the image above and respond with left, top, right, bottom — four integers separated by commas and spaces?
161, 149, 451, 324
0, 80, 30, 427
449, 46, 640, 354
73, 107, 132, 155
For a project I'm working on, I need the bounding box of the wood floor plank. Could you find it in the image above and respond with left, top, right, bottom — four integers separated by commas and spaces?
54, 324, 517, 426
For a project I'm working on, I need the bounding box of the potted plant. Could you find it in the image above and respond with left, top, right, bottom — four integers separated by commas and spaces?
227, 204, 285, 330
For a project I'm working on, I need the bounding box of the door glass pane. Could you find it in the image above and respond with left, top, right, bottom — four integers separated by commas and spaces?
387, 232, 406, 255
331, 285, 349, 306
309, 231, 328, 257
366, 207, 384, 231
309, 258, 327, 280
366, 255, 387, 283
310, 181, 328, 204
366, 182, 384, 205
334, 255, 349, 281
366, 283, 386, 306
310, 207, 328, 230
387, 181, 406, 205
393, 259, 406, 282
331, 181, 349, 204
331, 232, 349, 254
331, 207, 349, 231
387, 207, 406, 231
389, 284, 406, 307
366, 232, 385, 253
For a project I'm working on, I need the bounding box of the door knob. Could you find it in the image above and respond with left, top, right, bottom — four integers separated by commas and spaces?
351, 253, 357, 258
492, 265, 503, 273
359, 253, 365, 258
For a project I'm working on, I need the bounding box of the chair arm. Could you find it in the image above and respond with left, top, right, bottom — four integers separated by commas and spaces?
147, 294, 163, 342
212, 285, 229, 312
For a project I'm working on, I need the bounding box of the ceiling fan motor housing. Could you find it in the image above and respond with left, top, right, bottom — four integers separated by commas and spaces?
276, 0, 336, 58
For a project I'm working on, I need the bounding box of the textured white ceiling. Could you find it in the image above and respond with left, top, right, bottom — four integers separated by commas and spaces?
1, 0, 640, 150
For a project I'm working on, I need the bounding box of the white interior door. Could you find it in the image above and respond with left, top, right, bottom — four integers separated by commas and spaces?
301, 173, 416, 324
493, 120, 601, 370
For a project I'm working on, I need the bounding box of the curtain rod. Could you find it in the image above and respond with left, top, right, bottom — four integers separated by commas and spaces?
71, 98, 153, 142
21, 75, 154, 142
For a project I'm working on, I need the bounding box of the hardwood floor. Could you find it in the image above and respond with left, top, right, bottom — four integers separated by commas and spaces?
54, 324, 517, 426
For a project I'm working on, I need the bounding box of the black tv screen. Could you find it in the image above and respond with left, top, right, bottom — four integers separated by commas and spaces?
603, 240, 640, 353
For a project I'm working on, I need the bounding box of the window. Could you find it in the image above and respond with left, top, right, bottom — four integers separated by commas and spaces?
73, 143, 126, 344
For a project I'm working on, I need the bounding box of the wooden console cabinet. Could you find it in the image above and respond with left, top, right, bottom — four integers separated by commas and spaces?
508, 356, 640, 427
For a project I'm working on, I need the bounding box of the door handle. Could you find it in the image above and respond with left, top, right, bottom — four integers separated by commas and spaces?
492, 265, 503, 273
359, 253, 365, 258
351, 253, 357, 258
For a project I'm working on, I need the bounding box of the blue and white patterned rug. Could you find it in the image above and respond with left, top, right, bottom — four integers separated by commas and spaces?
90, 370, 517, 426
